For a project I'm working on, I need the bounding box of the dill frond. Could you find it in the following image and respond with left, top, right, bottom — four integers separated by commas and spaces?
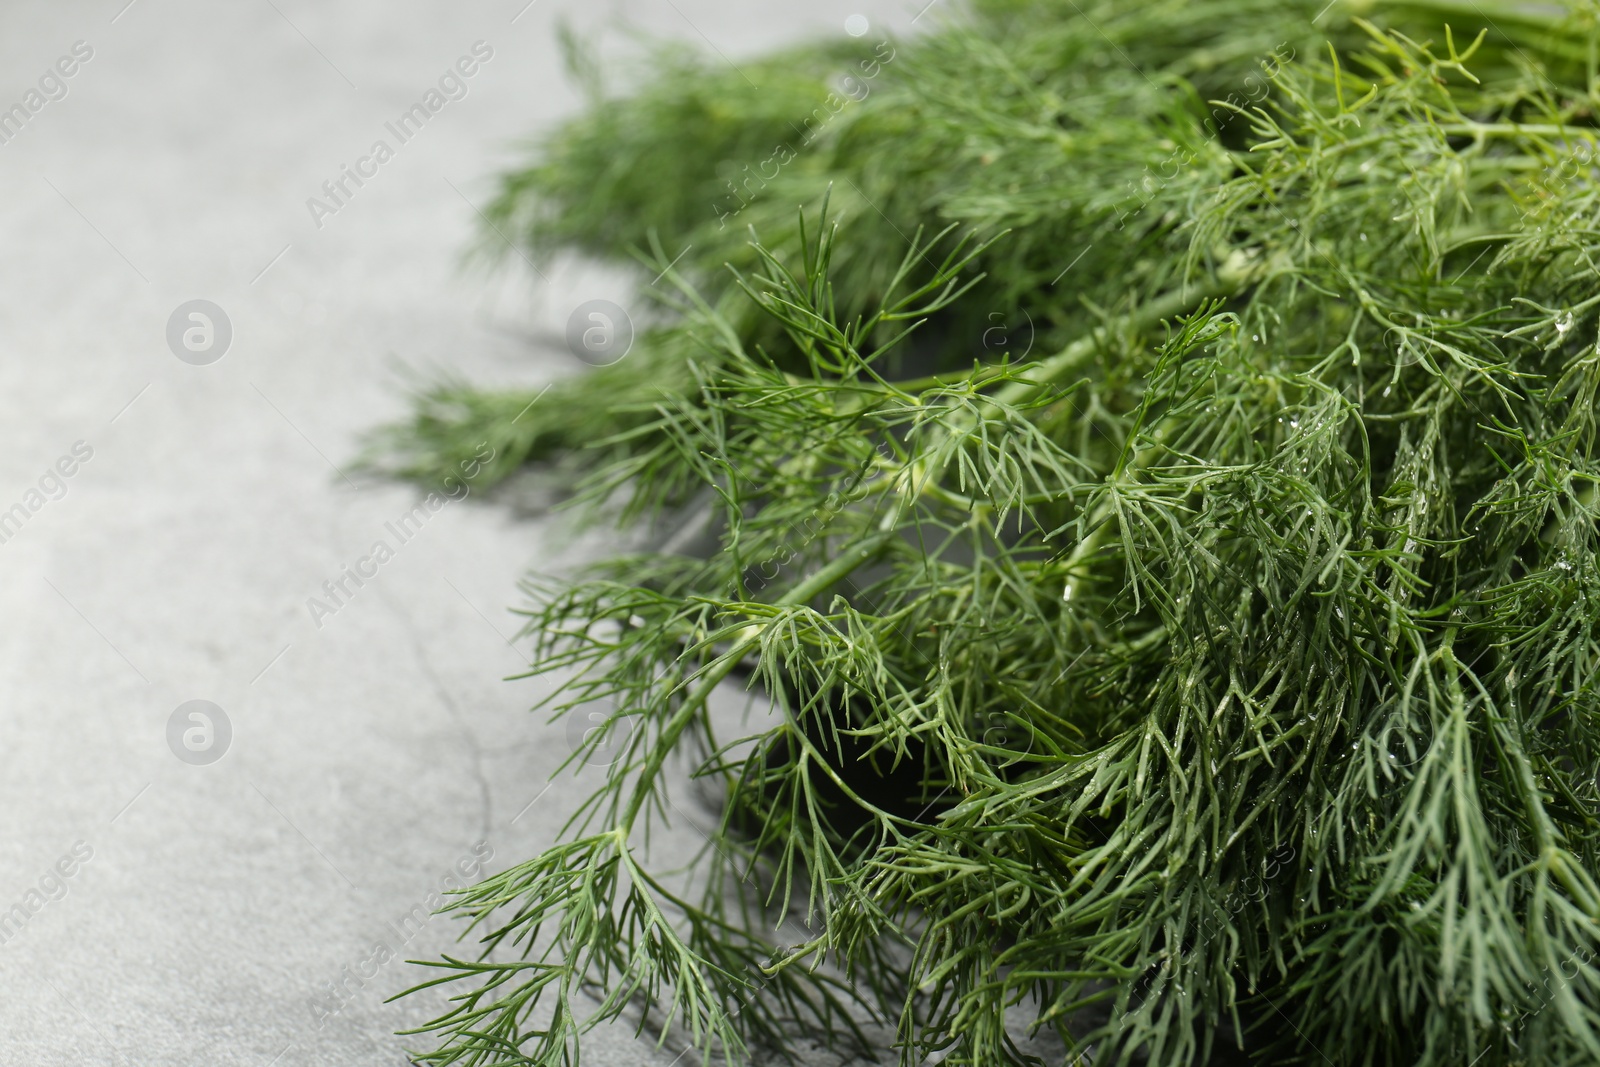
383, 3, 1600, 1064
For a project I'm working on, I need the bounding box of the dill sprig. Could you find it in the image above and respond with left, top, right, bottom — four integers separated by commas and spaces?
383, 3, 1600, 1064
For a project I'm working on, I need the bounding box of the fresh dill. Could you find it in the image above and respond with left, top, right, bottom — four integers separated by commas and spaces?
373, 2, 1600, 1064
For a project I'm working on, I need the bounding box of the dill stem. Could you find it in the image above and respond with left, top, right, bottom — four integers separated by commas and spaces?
618, 529, 899, 833
1436, 122, 1599, 141
992, 281, 1237, 407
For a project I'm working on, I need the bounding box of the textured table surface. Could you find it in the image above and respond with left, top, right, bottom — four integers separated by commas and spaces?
0, 1, 915, 1063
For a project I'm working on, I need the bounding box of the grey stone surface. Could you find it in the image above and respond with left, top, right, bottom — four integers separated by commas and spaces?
0, 1, 916, 1063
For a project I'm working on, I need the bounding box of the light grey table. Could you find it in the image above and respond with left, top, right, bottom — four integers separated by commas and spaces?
0, 1, 918, 1062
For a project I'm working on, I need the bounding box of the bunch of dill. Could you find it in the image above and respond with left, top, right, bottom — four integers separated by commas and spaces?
378, 2, 1600, 1064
